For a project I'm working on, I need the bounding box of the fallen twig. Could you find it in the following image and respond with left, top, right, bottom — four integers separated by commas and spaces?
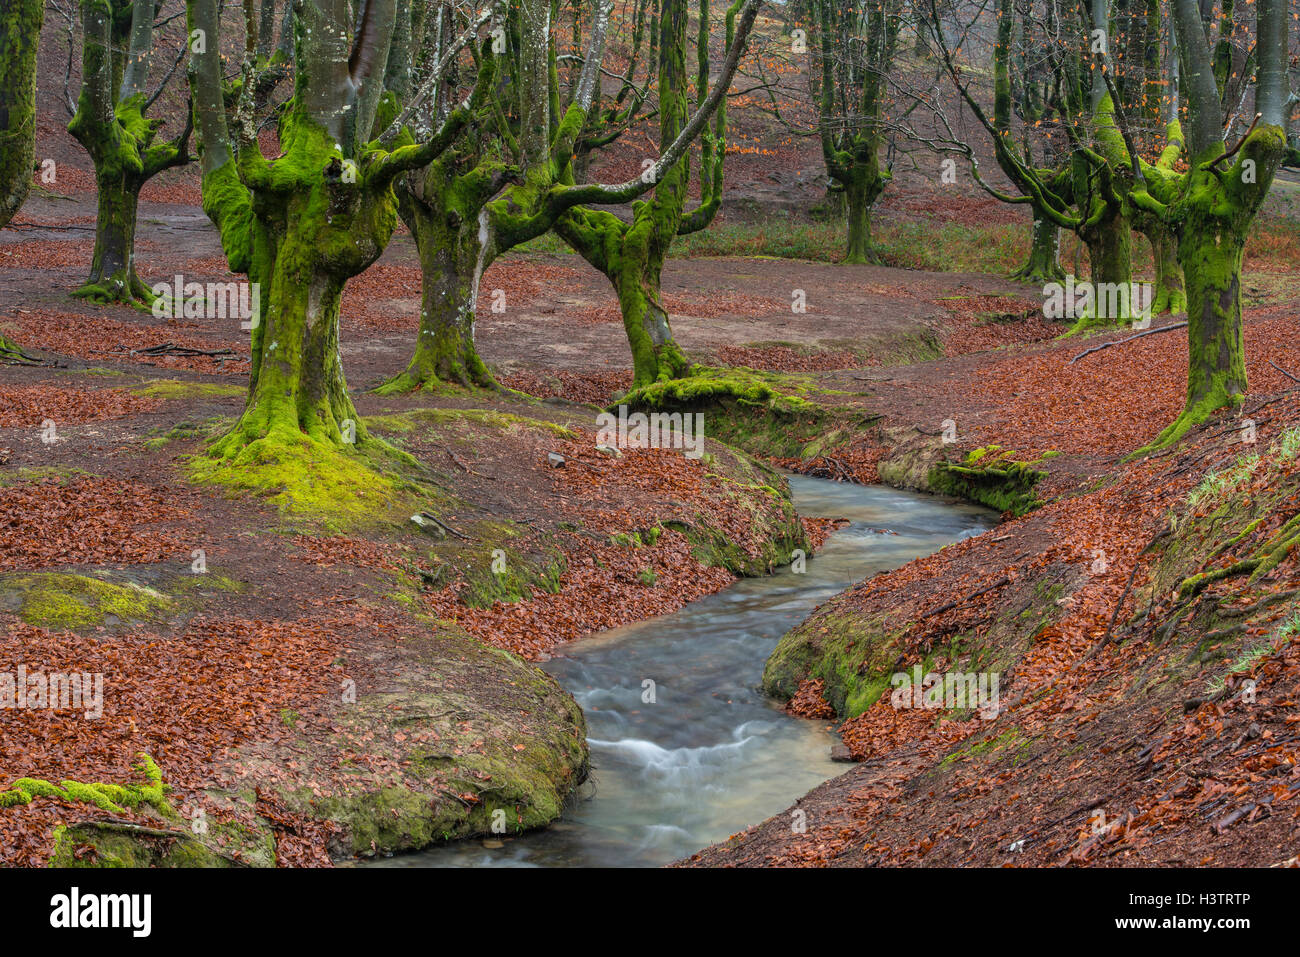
920, 575, 1012, 621
1268, 359, 1300, 383
1069, 322, 1187, 364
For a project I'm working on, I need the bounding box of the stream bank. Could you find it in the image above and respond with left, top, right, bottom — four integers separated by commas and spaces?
372, 476, 993, 867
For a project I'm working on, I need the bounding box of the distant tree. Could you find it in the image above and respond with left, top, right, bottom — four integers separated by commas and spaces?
67, 0, 192, 305
811, 0, 901, 264
556, 0, 763, 386
0, 0, 44, 230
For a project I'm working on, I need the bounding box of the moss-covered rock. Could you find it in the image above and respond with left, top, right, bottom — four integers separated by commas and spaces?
49, 822, 241, 868
616, 366, 833, 459
0, 571, 173, 630
763, 577, 1067, 719
280, 632, 589, 858
928, 446, 1048, 516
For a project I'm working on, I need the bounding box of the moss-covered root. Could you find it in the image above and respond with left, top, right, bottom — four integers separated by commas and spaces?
1177, 512, 1300, 598
0, 753, 175, 818
49, 820, 242, 868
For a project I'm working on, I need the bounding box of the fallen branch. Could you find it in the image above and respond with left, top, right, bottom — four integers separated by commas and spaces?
920, 575, 1012, 621
415, 511, 470, 540
123, 342, 238, 358
1069, 322, 1188, 364
1094, 527, 1173, 652
1268, 359, 1300, 383
0, 343, 48, 366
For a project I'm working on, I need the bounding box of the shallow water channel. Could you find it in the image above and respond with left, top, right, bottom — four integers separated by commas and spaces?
375, 476, 995, 867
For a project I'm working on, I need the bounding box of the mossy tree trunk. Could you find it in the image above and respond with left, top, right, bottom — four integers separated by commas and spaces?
381, 162, 499, 393
815, 0, 897, 266
1129, 0, 1289, 449
1009, 214, 1065, 283
188, 0, 460, 464
209, 149, 395, 459
83, 168, 149, 302
612, 0, 695, 386
556, 0, 759, 388
375, 0, 634, 394
842, 164, 885, 265
1144, 220, 1186, 316
1142, 139, 1285, 446
0, 0, 44, 230
1070, 199, 1134, 331
68, 0, 189, 306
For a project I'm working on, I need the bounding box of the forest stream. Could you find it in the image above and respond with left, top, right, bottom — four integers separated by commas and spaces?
370, 476, 995, 868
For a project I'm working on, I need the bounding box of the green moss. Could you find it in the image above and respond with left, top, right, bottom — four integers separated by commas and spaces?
186, 430, 420, 532
366, 407, 576, 441
1, 753, 174, 818
929, 446, 1047, 515
764, 578, 1064, 720
49, 821, 241, 868
0, 571, 172, 629
131, 379, 247, 400
143, 416, 233, 452
763, 608, 910, 717
425, 519, 567, 610
614, 366, 846, 459
938, 727, 1029, 768
619, 366, 819, 416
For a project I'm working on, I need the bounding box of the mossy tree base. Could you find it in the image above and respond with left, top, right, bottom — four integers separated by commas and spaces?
1009, 218, 1065, 284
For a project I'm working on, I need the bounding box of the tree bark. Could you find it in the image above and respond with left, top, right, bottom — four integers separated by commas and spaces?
0, 0, 44, 230
1010, 215, 1065, 283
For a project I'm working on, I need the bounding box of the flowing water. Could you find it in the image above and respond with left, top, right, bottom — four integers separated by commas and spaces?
374, 476, 995, 868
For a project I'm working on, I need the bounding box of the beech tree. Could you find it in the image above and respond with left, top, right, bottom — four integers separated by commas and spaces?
378, 0, 620, 392
66, 0, 192, 305
384, 0, 760, 393
568, 0, 659, 184
1128, 0, 1291, 446
556, 0, 762, 386
930, 0, 1155, 329
811, 0, 901, 264
0, 0, 44, 230
184, 0, 496, 470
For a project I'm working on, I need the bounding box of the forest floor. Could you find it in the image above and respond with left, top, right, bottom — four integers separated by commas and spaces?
4, 159, 1300, 867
